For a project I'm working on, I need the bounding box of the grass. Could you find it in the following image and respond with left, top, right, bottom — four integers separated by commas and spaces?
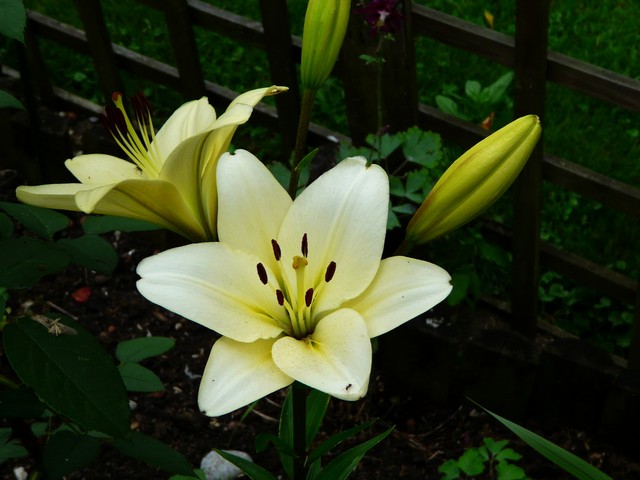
10, 0, 640, 355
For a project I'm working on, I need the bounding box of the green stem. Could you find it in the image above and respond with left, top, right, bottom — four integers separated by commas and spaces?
288, 89, 316, 198
291, 382, 308, 479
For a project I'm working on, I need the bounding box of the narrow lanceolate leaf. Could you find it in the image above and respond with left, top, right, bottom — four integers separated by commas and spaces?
0, 212, 13, 238
215, 449, 277, 480
315, 425, 394, 480
0, 202, 69, 239
0, 0, 26, 42
0, 91, 25, 110
0, 238, 71, 289
306, 389, 330, 449
57, 235, 118, 274
481, 406, 614, 480
113, 431, 195, 476
115, 336, 175, 363
43, 430, 101, 479
3, 317, 130, 438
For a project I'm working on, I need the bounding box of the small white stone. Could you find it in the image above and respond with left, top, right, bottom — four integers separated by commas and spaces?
13, 466, 28, 480
200, 450, 252, 480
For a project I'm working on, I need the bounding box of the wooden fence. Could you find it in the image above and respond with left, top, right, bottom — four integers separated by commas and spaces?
5, 1, 640, 375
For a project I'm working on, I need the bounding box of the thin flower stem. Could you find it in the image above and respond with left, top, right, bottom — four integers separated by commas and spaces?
292, 382, 308, 479
288, 89, 316, 199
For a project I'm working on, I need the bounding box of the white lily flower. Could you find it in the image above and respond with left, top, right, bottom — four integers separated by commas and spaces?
136, 150, 452, 416
16, 86, 287, 242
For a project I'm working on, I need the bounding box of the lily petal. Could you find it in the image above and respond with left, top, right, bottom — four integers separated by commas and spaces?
16, 183, 100, 211
344, 256, 452, 338
136, 243, 287, 342
152, 97, 217, 160
217, 150, 292, 273
198, 337, 293, 417
66, 154, 144, 184
272, 309, 371, 400
279, 157, 389, 312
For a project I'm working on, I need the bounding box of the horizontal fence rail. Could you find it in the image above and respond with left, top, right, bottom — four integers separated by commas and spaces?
5, 0, 640, 368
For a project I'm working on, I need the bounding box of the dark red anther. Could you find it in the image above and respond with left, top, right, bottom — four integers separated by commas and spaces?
112, 92, 122, 102
305, 288, 314, 307
325, 261, 337, 282
276, 289, 285, 306
301, 233, 308, 258
256, 263, 268, 285
131, 92, 152, 121
271, 239, 281, 261
100, 106, 126, 138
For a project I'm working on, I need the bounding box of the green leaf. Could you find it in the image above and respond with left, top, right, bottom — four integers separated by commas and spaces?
0, 387, 46, 418
0, 212, 13, 238
296, 148, 318, 172
389, 176, 405, 197
113, 431, 194, 476
43, 430, 101, 479
485, 72, 514, 105
496, 461, 527, 480
366, 132, 402, 159
0, 0, 26, 42
118, 363, 164, 392
3, 317, 130, 438
447, 272, 471, 306
307, 418, 377, 464
0, 202, 69, 240
0, 428, 28, 464
457, 448, 486, 476
306, 390, 330, 449
315, 425, 394, 480
254, 433, 295, 456
170, 469, 206, 480
435, 96, 465, 119
277, 388, 294, 479
82, 215, 161, 234
0, 238, 71, 289
437, 459, 461, 480
406, 170, 429, 195
480, 405, 614, 480
0, 90, 24, 110
465, 80, 482, 99
116, 336, 175, 363
483, 437, 510, 456
215, 449, 277, 480
496, 448, 523, 462
57, 235, 118, 274
401, 127, 441, 168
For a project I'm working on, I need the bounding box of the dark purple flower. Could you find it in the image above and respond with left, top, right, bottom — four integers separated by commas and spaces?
354, 0, 404, 36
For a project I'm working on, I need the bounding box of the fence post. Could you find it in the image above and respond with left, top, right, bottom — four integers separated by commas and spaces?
258, 0, 300, 152
73, 0, 123, 101
340, 0, 417, 151
163, 0, 206, 99
511, 0, 550, 335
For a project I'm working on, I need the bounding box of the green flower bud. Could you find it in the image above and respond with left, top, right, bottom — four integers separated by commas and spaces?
301, 0, 350, 91
406, 115, 542, 244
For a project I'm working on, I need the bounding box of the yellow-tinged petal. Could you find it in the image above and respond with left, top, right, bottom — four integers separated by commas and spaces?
278, 157, 388, 314
66, 154, 144, 184
217, 150, 292, 274
16, 183, 98, 212
75, 179, 206, 240
344, 256, 452, 338
152, 97, 217, 161
198, 337, 293, 417
272, 309, 371, 400
136, 243, 288, 342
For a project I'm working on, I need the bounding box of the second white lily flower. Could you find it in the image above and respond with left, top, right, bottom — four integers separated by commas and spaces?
137, 150, 452, 416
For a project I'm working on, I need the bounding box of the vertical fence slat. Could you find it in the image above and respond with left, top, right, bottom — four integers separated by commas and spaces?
511, 0, 550, 335
258, 0, 300, 152
163, 0, 205, 99
341, 0, 418, 151
628, 287, 640, 371
23, 22, 56, 107
73, 0, 123, 100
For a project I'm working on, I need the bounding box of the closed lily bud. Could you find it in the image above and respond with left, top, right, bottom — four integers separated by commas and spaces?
301, 0, 350, 91
406, 115, 542, 245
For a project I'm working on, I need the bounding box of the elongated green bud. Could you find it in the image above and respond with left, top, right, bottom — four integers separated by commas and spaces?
301, 0, 350, 91
406, 115, 542, 245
